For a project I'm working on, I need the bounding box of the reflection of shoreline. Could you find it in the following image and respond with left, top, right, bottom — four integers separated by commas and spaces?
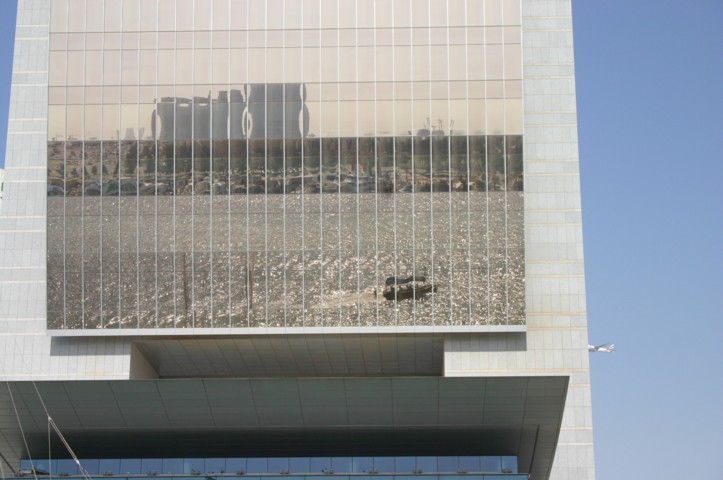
49, 134, 523, 197
60, 171, 520, 197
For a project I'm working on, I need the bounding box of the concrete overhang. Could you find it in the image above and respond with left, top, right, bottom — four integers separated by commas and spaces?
47, 326, 527, 337
0, 377, 567, 480
43, 333, 524, 379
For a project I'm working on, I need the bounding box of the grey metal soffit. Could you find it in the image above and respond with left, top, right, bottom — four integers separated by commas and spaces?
0, 376, 567, 480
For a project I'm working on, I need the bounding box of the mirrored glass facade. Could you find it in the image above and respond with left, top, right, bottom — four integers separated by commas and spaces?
47, 0, 525, 329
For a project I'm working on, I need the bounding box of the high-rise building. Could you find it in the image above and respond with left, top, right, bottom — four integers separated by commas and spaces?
0, 1, 594, 480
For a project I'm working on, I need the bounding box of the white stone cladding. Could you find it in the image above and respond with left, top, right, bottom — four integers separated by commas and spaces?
0, 0, 132, 380
444, 1, 595, 479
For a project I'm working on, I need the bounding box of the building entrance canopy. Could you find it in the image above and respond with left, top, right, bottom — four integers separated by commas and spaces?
0, 377, 566, 480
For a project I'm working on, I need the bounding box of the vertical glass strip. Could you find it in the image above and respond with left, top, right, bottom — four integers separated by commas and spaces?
318, 9, 324, 327
116, 0, 123, 329
446, 0, 454, 326
172, 0, 179, 329
154, 0, 160, 328
464, 0, 472, 325
336, 0, 342, 327
209, 0, 215, 327
190, 0, 196, 328
227, 0, 232, 328
354, 0, 361, 326
281, 0, 288, 327
136, 0, 142, 328
158, 3, 176, 328
264, 3, 270, 327
79, 0, 86, 329
245, 0, 251, 328
98, 0, 105, 328
390, 0, 398, 326
372, 0, 380, 327
501, 0, 509, 325
62, 61, 67, 330
483, 0, 491, 325
62, 0, 69, 329
409, 0, 416, 326
300, 0, 306, 327
427, 0, 436, 324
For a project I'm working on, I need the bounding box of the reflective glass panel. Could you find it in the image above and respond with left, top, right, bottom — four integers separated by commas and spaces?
47, 0, 525, 331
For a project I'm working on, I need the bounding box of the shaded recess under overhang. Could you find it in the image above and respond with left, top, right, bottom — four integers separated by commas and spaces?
130, 334, 447, 378
0, 376, 566, 480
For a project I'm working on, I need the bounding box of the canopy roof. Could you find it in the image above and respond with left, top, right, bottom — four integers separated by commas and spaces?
0, 376, 567, 480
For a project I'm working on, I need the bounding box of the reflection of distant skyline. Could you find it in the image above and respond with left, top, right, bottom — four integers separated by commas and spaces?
154, 84, 310, 142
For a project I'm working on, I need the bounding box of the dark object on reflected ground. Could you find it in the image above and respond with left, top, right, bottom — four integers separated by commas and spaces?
382, 277, 439, 301
385, 275, 426, 286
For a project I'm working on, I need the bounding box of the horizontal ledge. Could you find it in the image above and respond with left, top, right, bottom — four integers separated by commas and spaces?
47, 324, 527, 337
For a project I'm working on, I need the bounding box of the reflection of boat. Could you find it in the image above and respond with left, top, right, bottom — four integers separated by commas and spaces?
382, 282, 438, 301
382, 275, 438, 301
385, 275, 426, 286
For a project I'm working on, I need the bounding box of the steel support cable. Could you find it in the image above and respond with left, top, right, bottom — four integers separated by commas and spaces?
46, 418, 92, 480
31, 382, 90, 480
4, 382, 38, 480
3, 367, 91, 480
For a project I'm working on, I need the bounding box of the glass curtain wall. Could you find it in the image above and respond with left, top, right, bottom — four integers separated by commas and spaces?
47, 0, 525, 329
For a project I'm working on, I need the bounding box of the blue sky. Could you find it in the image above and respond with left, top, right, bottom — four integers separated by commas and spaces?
574, 1, 723, 478
1, 1, 722, 479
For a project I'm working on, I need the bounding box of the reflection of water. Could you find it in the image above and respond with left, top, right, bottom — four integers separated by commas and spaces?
47, 192, 525, 330
319, 289, 377, 308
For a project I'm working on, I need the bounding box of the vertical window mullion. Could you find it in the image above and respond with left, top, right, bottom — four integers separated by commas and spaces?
354, 0, 361, 326
409, 0, 416, 327
300, 0, 306, 327
391, 0, 399, 326
154, 0, 160, 329
464, 0, 472, 325
483, 0, 490, 325
116, 0, 122, 330
135, 0, 142, 329
446, 0, 453, 326
264, 2, 269, 327
80, 0, 86, 329
209, 0, 215, 328
244, 0, 251, 328
172, 0, 178, 329
501, 0, 509, 325
62, 0, 69, 329
227, 0, 232, 328
318, 9, 324, 328
427, 0, 435, 324
372, 0, 379, 327
190, 0, 196, 328
98, 0, 105, 329
337, 0, 342, 327
282, 0, 288, 328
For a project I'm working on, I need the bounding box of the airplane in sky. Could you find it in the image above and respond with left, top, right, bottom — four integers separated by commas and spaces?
588, 343, 615, 353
